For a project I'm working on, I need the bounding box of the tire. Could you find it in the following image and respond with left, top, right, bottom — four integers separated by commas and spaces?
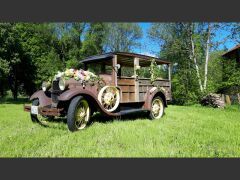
30, 99, 53, 126
67, 96, 91, 132
149, 96, 165, 120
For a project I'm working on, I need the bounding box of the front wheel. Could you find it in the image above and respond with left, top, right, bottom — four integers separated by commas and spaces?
30, 99, 53, 126
149, 96, 165, 120
67, 96, 91, 132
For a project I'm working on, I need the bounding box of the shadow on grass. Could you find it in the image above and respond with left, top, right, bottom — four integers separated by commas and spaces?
88, 111, 149, 127
36, 111, 150, 130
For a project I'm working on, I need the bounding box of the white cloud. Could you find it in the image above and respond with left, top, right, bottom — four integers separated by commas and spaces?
142, 52, 158, 58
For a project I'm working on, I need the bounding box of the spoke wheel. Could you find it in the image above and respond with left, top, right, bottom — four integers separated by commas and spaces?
31, 99, 53, 126
74, 99, 90, 130
98, 86, 120, 112
67, 96, 91, 132
149, 97, 164, 119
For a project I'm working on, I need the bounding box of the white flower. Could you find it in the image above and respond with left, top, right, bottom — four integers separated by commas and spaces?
54, 71, 64, 80
65, 69, 75, 77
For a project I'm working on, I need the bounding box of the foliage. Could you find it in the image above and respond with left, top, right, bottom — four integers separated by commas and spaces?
0, 23, 35, 99
148, 23, 237, 105
149, 23, 201, 105
230, 23, 240, 44
207, 51, 224, 92
149, 59, 159, 83
103, 23, 142, 52
80, 23, 106, 58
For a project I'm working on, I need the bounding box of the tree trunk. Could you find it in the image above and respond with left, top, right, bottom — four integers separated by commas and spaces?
8, 74, 18, 100
203, 23, 211, 90
190, 33, 203, 92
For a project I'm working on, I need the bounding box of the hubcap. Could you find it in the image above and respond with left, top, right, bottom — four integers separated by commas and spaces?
151, 99, 163, 119
75, 100, 90, 129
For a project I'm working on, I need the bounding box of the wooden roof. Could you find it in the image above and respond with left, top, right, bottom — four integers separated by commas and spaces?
222, 44, 240, 59
81, 52, 171, 66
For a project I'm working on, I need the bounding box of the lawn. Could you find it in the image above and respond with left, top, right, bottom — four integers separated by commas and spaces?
0, 99, 240, 157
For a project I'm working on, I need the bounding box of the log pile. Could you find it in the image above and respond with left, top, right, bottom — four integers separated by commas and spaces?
200, 93, 225, 108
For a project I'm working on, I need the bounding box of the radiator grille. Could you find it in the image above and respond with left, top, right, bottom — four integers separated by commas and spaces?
51, 80, 60, 105
52, 80, 60, 91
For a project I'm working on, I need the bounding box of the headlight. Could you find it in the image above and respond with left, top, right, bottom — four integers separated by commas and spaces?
59, 78, 66, 91
42, 81, 50, 92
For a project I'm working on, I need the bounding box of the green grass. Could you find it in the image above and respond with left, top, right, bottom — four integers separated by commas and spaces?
0, 99, 240, 157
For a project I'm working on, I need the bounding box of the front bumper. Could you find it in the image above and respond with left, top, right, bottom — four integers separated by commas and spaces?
24, 104, 63, 116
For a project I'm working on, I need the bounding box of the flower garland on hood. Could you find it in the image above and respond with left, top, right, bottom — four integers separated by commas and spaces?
54, 68, 98, 81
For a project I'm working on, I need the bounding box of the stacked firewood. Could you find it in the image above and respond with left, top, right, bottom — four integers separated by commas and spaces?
200, 93, 225, 108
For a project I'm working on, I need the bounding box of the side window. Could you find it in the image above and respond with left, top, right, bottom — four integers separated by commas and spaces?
138, 66, 151, 78
157, 64, 169, 79
138, 64, 168, 79
87, 63, 112, 75
121, 66, 134, 77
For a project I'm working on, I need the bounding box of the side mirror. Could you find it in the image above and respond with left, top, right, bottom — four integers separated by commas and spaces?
115, 64, 121, 70
115, 64, 121, 74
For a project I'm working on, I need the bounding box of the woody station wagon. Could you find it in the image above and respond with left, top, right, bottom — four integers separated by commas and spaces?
24, 52, 172, 131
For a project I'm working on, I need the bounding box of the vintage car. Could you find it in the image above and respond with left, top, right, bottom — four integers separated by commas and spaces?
24, 52, 172, 131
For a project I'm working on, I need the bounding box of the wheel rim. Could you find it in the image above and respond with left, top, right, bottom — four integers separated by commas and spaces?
98, 86, 120, 112
75, 99, 90, 130
151, 98, 163, 119
36, 114, 49, 126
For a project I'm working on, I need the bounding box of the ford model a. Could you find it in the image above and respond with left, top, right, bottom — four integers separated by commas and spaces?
24, 52, 172, 131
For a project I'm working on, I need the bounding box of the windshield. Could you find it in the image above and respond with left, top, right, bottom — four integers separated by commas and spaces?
86, 63, 112, 75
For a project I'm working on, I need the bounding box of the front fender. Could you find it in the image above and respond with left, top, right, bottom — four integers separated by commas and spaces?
58, 88, 121, 117
58, 88, 98, 101
30, 90, 52, 107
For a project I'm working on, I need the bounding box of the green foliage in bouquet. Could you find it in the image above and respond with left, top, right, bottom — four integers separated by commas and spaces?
150, 59, 159, 84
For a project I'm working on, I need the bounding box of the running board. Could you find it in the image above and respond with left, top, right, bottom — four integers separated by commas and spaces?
118, 109, 146, 116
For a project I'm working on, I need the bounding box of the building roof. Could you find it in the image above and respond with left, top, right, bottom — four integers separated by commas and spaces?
80, 52, 171, 65
222, 44, 240, 58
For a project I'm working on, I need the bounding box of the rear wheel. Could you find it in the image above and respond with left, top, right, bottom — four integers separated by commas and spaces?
149, 96, 165, 120
67, 96, 91, 132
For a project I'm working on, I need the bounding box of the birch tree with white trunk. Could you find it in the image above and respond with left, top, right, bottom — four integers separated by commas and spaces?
189, 23, 204, 92
203, 23, 211, 90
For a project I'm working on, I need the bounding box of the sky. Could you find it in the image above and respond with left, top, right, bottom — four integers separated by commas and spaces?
134, 22, 238, 57
135, 23, 159, 56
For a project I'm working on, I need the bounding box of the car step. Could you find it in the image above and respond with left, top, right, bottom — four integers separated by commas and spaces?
119, 108, 146, 116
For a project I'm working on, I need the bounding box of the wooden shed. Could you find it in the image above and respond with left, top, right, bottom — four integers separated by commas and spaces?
222, 44, 240, 63
221, 44, 240, 104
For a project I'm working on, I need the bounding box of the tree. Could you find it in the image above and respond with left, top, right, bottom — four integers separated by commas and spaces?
80, 23, 106, 58
0, 23, 64, 99
0, 23, 28, 99
148, 22, 237, 104
15, 23, 63, 89
54, 23, 86, 69
230, 23, 240, 44
103, 23, 142, 52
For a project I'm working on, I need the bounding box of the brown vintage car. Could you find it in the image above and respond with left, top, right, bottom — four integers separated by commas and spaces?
24, 52, 172, 131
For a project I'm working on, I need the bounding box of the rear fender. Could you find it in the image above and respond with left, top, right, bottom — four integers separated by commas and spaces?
143, 88, 167, 110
